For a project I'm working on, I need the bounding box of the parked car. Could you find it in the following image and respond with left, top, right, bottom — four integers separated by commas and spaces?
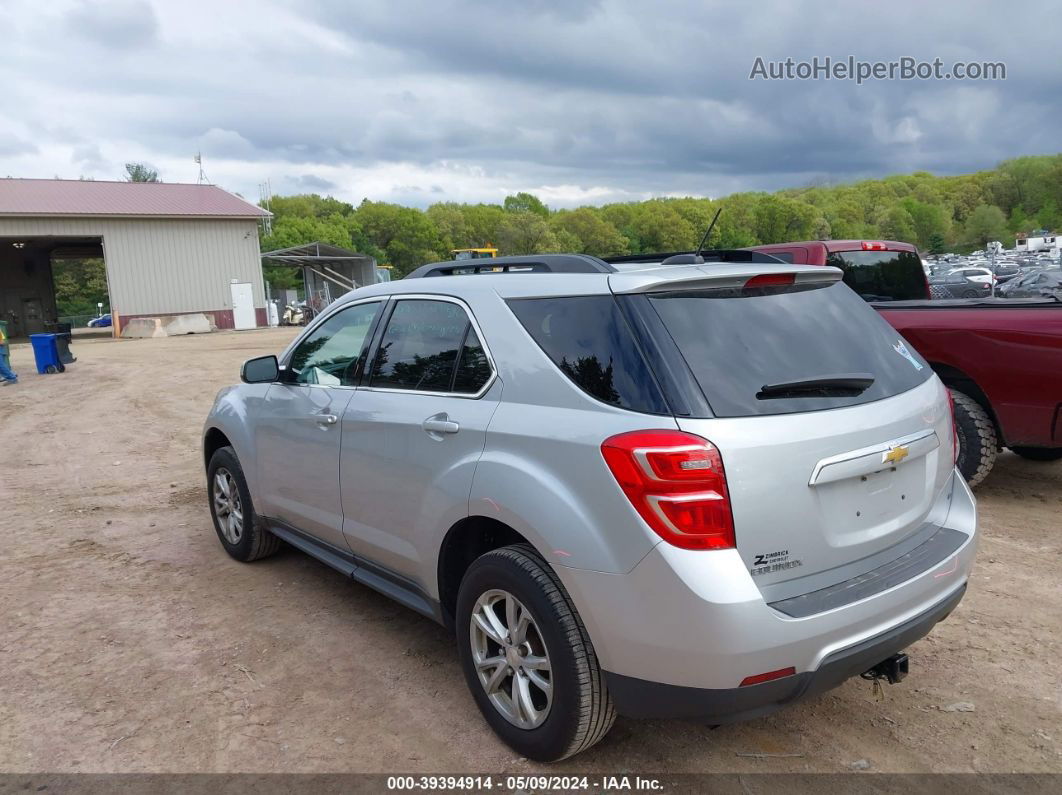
875, 298, 1062, 484
743, 240, 929, 301
999, 269, 1062, 299
947, 267, 994, 286
204, 253, 975, 761
87, 313, 112, 328
990, 263, 1021, 284
928, 272, 993, 299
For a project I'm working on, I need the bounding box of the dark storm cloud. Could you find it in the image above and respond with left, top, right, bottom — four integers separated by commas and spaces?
0, 0, 1058, 204
291, 174, 339, 192
66, 0, 158, 48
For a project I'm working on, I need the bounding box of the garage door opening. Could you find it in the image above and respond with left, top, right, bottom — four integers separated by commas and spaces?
0, 236, 110, 339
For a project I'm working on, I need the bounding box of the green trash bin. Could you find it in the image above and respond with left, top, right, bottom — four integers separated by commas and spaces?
0, 319, 9, 372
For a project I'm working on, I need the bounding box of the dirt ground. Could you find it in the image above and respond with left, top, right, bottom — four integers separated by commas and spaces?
0, 328, 1059, 775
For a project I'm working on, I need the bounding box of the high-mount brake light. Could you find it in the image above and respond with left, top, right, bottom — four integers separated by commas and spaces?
861, 241, 888, 251
744, 273, 796, 289
601, 430, 735, 551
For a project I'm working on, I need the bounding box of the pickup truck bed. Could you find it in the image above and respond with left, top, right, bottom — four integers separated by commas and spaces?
873, 298, 1062, 484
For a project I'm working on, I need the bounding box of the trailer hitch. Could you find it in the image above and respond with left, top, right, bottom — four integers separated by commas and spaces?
861, 652, 909, 684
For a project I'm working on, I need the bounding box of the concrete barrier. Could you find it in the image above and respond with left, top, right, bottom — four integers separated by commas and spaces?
162, 313, 213, 335
120, 313, 215, 338
120, 318, 166, 338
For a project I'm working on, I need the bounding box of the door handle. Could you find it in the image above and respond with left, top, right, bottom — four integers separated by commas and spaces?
423, 416, 460, 435
315, 413, 339, 426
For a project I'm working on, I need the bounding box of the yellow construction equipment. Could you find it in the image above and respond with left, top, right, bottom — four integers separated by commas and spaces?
451, 246, 498, 261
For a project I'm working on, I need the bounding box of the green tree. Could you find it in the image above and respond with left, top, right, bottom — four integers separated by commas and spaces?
503, 192, 550, 219
124, 163, 159, 182
495, 211, 559, 254
52, 258, 109, 316
550, 208, 629, 256
964, 204, 1009, 248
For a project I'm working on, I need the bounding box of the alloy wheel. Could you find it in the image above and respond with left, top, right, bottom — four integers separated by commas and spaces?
469, 589, 553, 729
212, 468, 244, 544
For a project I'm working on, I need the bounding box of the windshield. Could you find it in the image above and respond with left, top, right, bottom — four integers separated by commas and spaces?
826, 249, 928, 301
644, 281, 932, 417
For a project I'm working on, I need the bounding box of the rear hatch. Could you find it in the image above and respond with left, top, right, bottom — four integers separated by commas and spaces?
613, 268, 954, 590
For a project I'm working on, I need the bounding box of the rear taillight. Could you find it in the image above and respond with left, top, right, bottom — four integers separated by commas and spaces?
861, 241, 887, 251
947, 391, 958, 464
601, 430, 735, 550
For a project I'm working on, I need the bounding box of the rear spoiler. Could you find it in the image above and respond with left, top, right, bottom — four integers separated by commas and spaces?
610, 265, 843, 294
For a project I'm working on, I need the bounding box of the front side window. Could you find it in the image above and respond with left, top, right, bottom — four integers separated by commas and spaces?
287, 301, 381, 386
370, 299, 492, 394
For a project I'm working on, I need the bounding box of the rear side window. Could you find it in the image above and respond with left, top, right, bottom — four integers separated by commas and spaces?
645, 282, 932, 418
508, 296, 669, 415
826, 250, 927, 301
370, 299, 492, 394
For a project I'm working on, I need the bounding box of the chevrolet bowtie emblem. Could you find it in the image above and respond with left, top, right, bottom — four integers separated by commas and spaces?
882, 445, 910, 465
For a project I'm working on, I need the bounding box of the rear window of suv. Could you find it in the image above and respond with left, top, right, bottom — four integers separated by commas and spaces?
826, 249, 927, 301
644, 281, 932, 417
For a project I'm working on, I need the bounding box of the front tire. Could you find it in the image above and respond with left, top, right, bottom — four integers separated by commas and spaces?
207, 446, 280, 562
952, 390, 997, 487
456, 544, 615, 762
1010, 446, 1062, 462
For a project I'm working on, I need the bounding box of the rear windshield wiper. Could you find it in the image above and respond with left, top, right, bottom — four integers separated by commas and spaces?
757, 373, 875, 400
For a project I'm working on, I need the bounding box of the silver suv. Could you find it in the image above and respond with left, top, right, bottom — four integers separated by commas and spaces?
203, 253, 977, 761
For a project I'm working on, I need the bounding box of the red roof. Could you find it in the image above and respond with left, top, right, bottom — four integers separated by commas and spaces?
0, 178, 270, 218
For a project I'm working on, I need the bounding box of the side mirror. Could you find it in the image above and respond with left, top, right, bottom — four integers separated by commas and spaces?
241, 355, 280, 384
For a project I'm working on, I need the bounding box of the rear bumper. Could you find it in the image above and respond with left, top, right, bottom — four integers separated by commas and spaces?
553, 470, 977, 713
604, 582, 965, 721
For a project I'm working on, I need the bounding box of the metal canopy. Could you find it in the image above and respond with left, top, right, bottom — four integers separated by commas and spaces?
260, 241, 374, 265
261, 241, 378, 308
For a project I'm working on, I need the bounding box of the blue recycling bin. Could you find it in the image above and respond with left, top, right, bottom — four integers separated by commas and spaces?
29, 333, 65, 375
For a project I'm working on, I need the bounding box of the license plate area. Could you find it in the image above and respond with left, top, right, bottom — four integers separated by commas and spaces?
815, 458, 930, 546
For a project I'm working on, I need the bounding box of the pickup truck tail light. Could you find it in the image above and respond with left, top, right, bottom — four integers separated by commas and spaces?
601, 430, 735, 550
862, 241, 888, 251
947, 391, 958, 465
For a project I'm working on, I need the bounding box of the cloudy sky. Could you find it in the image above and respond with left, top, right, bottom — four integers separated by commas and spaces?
0, 0, 1056, 207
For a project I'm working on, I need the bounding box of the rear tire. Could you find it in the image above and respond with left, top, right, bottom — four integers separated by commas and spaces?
456, 544, 615, 762
1010, 446, 1062, 462
960, 289, 980, 298
207, 446, 281, 562
951, 390, 997, 487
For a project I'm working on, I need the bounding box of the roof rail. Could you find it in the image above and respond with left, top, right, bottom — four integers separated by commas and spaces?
404, 253, 614, 278
603, 249, 786, 265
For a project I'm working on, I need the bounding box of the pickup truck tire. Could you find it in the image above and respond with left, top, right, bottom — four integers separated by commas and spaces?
952, 390, 997, 487
456, 543, 616, 762
1010, 446, 1062, 462
207, 446, 281, 562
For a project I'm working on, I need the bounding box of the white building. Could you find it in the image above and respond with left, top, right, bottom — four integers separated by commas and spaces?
0, 178, 270, 337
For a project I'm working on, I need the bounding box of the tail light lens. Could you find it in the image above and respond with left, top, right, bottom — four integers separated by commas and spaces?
946, 391, 958, 464
601, 430, 735, 550
861, 241, 887, 251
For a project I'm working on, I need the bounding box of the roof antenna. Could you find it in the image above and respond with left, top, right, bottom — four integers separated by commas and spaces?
694, 207, 723, 259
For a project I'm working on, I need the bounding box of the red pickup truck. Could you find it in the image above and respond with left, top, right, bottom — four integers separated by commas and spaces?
747, 240, 1062, 484
873, 299, 1062, 484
